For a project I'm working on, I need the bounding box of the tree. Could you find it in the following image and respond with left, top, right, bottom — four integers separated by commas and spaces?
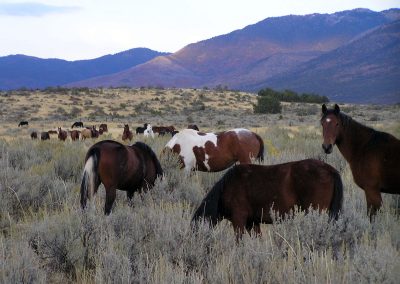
253, 95, 282, 114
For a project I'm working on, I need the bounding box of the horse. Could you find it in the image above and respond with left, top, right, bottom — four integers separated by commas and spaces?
72, 121, 84, 128
192, 159, 343, 240
70, 130, 80, 141
58, 127, 68, 141
188, 124, 199, 131
80, 140, 163, 215
48, 130, 58, 135
40, 132, 50, 140
136, 123, 148, 134
99, 123, 108, 133
321, 104, 400, 218
91, 126, 100, 138
144, 124, 155, 138
122, 124, 133, 141
18, 121, 28, 127
30, 131, 38, 139
81, 128, 92, 140
153, 125, 176, 135
164, 128, 264, 172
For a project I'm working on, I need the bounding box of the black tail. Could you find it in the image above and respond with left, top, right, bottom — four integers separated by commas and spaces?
133, 142, 163, 178
329, 170, 343, 220
254, 133, 264, 162
191, 167, 236, 226
80, 148, 100, 210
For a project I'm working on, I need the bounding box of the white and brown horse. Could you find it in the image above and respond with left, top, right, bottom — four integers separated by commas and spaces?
164, 128, 264, 172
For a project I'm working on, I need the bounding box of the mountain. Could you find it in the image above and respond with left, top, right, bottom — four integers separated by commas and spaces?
70, 8, 400, 103
249, 20, 400, 103
0, 48, 169, 90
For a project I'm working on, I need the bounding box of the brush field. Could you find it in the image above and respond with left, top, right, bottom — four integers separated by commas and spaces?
1, 88, 400, 283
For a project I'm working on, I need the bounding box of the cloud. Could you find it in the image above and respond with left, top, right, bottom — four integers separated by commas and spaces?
0, 2, 80, 17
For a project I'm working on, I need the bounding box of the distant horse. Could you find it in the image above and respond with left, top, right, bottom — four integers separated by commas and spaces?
48, 130, 58, 135
165, 128, 264, 172
58, 127, 68, 141
72, 121, 84, 128
321, 104, 400, 218
192, 159, 343, 240
122, 124, 133, 141
80, 140, 163, 215
18, 121, 29, 127
144, 124, 155, 138
30, 131, 38, 139
99, 123, 108, 134
70, 130, 80, 141
81, 128, 92, 140
136, 123, 148, 134
91, 126, 99, 138
153, 125, 176, 135
40, 132, 50, 140
188, 124, 199, 131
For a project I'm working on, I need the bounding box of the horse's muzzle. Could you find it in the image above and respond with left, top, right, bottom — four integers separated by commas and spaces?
322, 144, 333, 154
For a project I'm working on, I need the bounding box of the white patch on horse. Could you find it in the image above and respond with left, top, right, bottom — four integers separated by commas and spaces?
232, 128, 251, 134
326, 118, 331, 123
165, 129, 217, 171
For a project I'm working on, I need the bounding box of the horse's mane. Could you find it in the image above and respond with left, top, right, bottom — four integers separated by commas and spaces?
132, 142, 163, 177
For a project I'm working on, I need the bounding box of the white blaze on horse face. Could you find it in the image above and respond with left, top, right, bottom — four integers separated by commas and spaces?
165, 129, 217, 171
326, 118, 331, 123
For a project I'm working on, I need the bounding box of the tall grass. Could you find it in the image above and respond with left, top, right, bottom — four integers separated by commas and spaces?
0, 111, 399, 283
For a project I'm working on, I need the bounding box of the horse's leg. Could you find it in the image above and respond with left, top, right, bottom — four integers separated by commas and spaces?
364, 188, 382, 220
104, 187, 117, 215
231, 212, 247, 242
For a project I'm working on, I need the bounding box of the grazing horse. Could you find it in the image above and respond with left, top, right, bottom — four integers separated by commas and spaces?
30, 131, 38, 139
58, 127, 68, 141
122, 124, 133, 141
70, 130, 80, 141
48, 130, 58, 135
188, 124, 199, 131
18, 121, 29, 127
80, 140, 163, 215
72, 121, 84, 128
136, 123, 148, 134
321, 104, 400, 218
40, 132, 50, 140
192, 159, 343, 240
144, 124, 155, 138
153, 125, 176, 135
164, 128, 264, 172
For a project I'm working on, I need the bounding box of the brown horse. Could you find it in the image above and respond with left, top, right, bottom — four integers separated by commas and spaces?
321, 104, 400, 218
81, 128, 92, 140
165, 128, 264, 172
41, 132, 50, 140
192, 159, 343, 240
30, 131, 38, 139
80, 140, 163, 215
70, 130, 80, 141
99, 123, 108, 134
122, 124, 133, 141
58, 127, 68, 141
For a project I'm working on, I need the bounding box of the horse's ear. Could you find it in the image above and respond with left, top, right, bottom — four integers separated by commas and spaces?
334, 104, 340, 115
322, 104, 327, 114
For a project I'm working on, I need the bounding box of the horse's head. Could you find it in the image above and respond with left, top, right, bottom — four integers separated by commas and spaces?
321, 104, 341, 154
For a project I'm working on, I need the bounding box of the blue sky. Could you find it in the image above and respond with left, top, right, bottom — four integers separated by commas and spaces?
0, 0, 399, 60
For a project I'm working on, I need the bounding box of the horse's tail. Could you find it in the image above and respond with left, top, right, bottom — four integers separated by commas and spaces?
80, 147, 100, 210
191, 167, 236, 226
254, 133, 264, 162
329, 170, 343, 220
133, 142, 163, 178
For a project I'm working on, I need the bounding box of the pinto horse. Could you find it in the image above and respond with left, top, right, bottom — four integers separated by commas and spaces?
192, 159, 343, 240
80, 140, 163, 215
321, 104, 400, 218
165, 128, 264, 172
136, 123, 148, 134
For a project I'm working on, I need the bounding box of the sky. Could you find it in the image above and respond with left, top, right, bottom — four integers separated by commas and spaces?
0, 0, 399, 61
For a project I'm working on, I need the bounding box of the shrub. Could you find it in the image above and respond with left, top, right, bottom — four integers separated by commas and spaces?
254, 95, 282, 114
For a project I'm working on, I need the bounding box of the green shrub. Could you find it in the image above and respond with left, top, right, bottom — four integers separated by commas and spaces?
253, 95, 282, 114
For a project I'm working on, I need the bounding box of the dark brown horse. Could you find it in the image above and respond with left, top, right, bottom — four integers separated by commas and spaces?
122, 124, 133, 141
165, 128, 264, 172
99, 123, 108, 134
321, 104, 400, 218
58, 127, 68, 141
80, 140, 163, 215
71, 121, 84, 128
192, 159, 343, 239
41, 131, 50, 140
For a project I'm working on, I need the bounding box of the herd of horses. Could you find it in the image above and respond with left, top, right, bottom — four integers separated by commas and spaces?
21, 104, 400, 239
